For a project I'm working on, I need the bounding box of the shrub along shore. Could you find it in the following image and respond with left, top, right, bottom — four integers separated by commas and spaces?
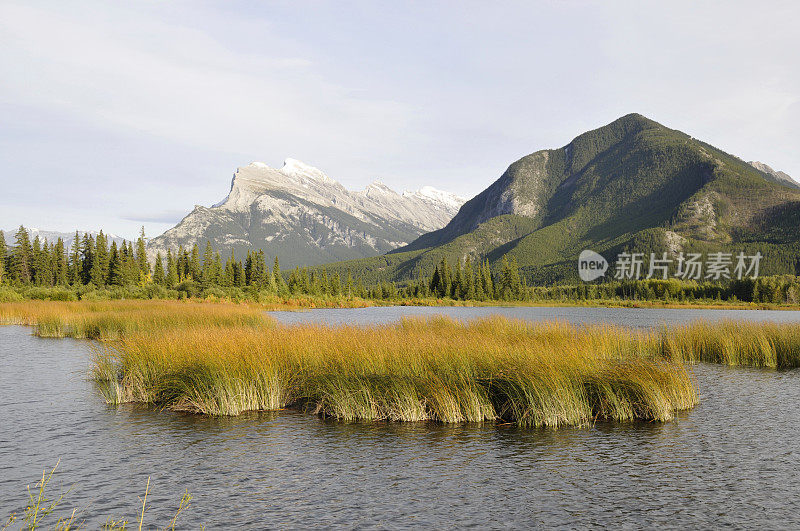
3, 300, 800, 427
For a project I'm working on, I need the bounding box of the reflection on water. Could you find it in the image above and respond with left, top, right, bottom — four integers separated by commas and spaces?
269, 304, 800, 329
2, 322, 800, 528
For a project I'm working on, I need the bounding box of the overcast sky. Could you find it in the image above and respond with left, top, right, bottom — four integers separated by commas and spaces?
1, 1, 798, 239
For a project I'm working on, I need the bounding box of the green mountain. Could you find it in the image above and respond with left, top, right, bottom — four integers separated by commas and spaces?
320, 113, 800, 284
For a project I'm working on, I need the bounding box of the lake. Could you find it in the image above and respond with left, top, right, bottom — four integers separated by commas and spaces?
270, 304, 800, 328
2, 306, 800, 528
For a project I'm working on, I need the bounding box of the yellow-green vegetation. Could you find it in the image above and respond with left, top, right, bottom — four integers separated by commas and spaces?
660, 321, 800, 368
90, 317, 697, 427
6, 300, 800, 428
0, 299, 272, 340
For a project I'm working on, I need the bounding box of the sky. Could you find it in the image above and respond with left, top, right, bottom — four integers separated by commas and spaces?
1, 1, 798, 239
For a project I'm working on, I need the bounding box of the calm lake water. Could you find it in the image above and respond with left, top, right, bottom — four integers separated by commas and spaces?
270, 304, 800, 328
2, 307, 800, 528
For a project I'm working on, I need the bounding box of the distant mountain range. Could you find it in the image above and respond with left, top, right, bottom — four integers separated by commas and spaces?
7, 114, 798, 283
2, 228, 127, 248
320, 113, 800, 283
146, 159, 464, 267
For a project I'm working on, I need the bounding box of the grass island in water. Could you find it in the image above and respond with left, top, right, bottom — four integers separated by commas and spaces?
3, 300, 800, 428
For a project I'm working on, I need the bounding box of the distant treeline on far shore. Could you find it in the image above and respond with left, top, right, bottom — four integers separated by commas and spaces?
1, 225, 799, 305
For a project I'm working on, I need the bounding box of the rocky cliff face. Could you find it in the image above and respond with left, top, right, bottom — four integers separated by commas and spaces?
147, 159, 464, 267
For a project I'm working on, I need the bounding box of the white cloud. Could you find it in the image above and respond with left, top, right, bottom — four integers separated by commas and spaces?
0, 2, 411, 165
0, 0, 798, 237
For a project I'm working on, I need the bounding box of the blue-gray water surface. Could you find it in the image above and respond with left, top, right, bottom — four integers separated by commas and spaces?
270, 304, 800, 328
2, 307, 800, 528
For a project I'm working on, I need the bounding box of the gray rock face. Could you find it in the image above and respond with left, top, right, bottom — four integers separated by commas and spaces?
147, 159, 464, 267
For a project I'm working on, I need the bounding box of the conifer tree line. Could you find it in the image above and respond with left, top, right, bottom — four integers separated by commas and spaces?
3, 225, 796, 304
0, 226, 529, 301
400, 256, 527, 301
0, 226, 149, 287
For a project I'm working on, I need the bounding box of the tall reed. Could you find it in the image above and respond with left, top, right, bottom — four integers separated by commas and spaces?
659, 320, 800, 368
0, 300, 272, 340
95, 317, 698, 427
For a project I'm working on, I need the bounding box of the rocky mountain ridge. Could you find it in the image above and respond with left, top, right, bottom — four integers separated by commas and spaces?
147, 159, 464, 267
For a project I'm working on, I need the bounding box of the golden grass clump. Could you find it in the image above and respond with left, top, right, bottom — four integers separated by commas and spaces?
659, 320, 800, 368
0, 300, 272, 340
9, 300, 800, 428
94, 316, 698, 428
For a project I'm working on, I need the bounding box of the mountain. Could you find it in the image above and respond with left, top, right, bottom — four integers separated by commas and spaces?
320, 113, 800, 283
2, 228, 126, 249
147, 159, 464, 267
748, 161, 798, 189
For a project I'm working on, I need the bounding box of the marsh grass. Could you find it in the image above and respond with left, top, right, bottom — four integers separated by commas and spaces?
7, 300, 800, 427
91, 317, 698, 427
0, 300, 272, 340
660, 321, 800, 368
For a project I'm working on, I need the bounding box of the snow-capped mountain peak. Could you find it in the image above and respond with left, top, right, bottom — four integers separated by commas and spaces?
148, 158, 466, 268
279, 158, 333, 183
403, 186, 465, 211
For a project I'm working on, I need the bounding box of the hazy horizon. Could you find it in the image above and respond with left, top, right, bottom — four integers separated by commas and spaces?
2, 1, 799, 240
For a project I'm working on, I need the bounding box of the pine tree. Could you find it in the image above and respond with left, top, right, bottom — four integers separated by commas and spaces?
346, 269, 354, 298
30, 236, 43, 285
232, 254, 245, 287
176, 245, 187, 282
222, 251, 235, 287
244, 251, 254, 285
166, 249, 179, 287
91, 232, 110, 286
474, 264, 485, 300
301, 268, 312, 293
443, 258, 452, 298
429, 257, 453, 298
497, 257, 523, 300
255, 250, 266, 287
136, 227, 150, 279
11, 226, 32, 284
189, 244, 201, 281
35, 237, 54, 286
287, 268, 300, 294
420, 273, 430, 297
153, 252, 166, 285
464, 256, 475, 300
429, 262, 442, 297
68, 232, 81, 285
125, 241, 138, 285
273, 257, 286, 294
330, 272, 341, 296
245, 250, 266, 287
108, 242, 123, 285
54, 238, 68, 285
80, 233, 95, 285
